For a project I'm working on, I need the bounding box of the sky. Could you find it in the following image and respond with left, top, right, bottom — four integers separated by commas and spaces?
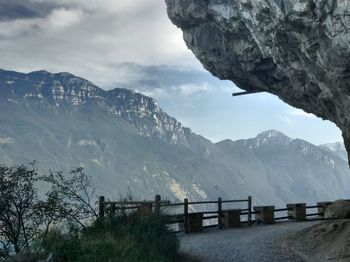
0, 0, 342, 145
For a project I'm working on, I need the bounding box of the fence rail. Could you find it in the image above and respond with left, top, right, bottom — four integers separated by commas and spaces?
98, 195, 331, 234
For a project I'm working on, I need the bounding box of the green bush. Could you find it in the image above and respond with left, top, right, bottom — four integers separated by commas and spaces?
40, 213, 179, 262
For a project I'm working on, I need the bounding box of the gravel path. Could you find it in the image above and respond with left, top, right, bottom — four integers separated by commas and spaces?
179, 221, 320, 262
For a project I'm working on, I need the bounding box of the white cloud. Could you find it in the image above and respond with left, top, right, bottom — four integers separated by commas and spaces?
47, 8, 82, 29
0, 19, 32, 38
177, 83, 212, 96
0, 0, 201, 88
0, 138, 14, 144
289, 109, 316, 118
0, 8, 83, 38
280, 115, 292, 124
141, 88, 170, 99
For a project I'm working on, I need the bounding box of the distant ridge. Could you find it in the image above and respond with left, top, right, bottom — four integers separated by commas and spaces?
0, 69, 349, 206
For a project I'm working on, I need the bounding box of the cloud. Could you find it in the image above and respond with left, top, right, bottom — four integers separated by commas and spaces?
141, 88, 170, 99
279, 115, 292, 125
289, 109, 316, 118
177, 83, 212, 96
0, 8, 83, 39
0, 0, 53, 21
0, 0, 201, 88
105, 63, 231, 101
47, 8, 82, 29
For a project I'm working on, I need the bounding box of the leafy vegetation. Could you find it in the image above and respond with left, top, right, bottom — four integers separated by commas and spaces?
0, 163, 180, 262
40, 213, 179, 262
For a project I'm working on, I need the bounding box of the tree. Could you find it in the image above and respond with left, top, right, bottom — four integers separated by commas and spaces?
44, 167, 99, 229
0, 164, 97, 258
0, 164, 43, 256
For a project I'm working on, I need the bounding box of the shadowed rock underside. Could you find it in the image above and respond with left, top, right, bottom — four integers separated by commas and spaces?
165, 0, 350, 163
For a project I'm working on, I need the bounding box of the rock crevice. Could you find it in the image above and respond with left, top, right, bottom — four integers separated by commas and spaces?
166, 0, 350, 163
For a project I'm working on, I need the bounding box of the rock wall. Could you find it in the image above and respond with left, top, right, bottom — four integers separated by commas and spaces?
165, 0, 350, 163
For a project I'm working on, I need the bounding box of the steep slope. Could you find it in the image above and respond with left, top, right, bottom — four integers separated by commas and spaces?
320, 142, 348, 162
0, 69, 349, 206
165, 0, 350, 163
0, 69, 234, 201
0, 69, 198, 199
0, 69, 188, 146
216, 130, 350, 205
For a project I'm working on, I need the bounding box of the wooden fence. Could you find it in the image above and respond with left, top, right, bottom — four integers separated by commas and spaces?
161, 196, 252, 233
98, 195, 331, 234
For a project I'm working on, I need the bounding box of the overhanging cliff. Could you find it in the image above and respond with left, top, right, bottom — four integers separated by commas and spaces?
165, 0, 350, 163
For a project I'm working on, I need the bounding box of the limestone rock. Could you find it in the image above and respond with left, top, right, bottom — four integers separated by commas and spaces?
325, 200, 350, 219
165, 0, 350, 163
286, 219, 350, 261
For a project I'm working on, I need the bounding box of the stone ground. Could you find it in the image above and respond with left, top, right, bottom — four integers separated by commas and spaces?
178, 221, 321, 262
286, 219, 350, 262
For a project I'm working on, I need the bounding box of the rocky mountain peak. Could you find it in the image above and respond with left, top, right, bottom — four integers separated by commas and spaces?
107, 88, 189, 145
257, 129, 289, 139
321, 142, 346, 152
216, 130, 293, 151
254, 129, 292, 146
0, 69, 189, 146
0, 69, 104, 107
320, 142, 348, 162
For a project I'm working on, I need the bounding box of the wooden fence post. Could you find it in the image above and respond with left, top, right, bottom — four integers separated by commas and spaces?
218, 197, 223, 229
111, 204, 116, 216
154, 195, 161, 216
248, 196, 252, 226
98, 196, 105, 219
184, 198, 189, 234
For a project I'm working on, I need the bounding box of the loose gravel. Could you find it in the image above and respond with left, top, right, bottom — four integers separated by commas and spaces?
178, 221, 320, 262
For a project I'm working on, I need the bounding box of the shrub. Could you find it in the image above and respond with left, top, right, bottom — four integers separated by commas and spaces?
41, 213, 179, 262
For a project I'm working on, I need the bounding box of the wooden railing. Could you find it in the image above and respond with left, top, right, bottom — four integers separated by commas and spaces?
98, 195, 331, 234
98, 195, 170, 217
161, 196, 252, 233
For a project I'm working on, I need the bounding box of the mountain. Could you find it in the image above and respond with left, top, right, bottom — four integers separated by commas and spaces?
320, 142, 348, 162
0, 69, 349, 207
0, 69, 226, 202
216, 130, 350, 205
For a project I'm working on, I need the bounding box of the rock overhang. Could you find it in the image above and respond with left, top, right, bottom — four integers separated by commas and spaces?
165, 0, 350, 163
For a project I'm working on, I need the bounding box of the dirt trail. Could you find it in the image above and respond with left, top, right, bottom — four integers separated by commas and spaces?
178, 221, 320, 262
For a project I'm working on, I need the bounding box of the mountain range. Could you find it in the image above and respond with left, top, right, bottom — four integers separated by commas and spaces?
0, 69, 349, 207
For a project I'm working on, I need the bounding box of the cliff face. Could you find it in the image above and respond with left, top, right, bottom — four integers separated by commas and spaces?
165, 0, 350, 162
0, 69, 188, 146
